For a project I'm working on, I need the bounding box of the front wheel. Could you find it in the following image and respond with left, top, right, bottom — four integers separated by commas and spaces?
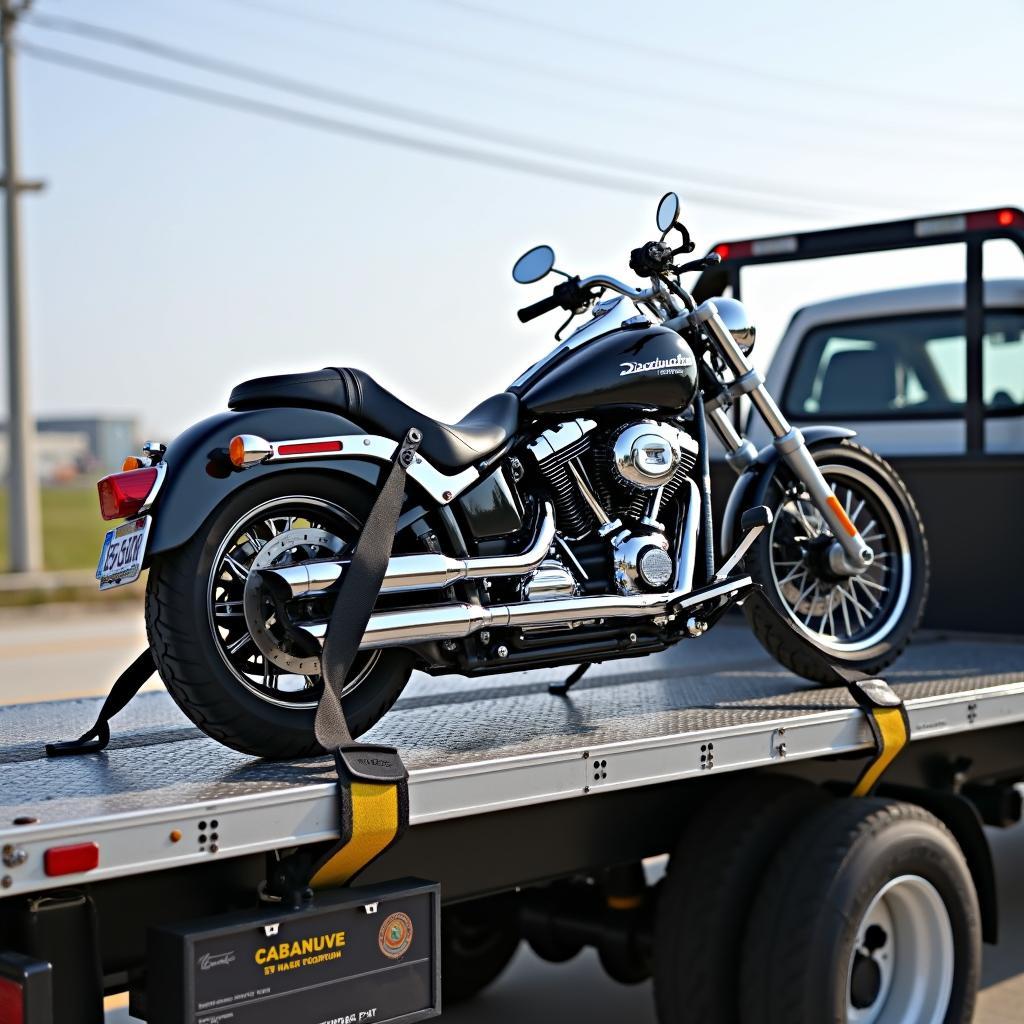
145, 472, 414, 760
744, 440, 929, 683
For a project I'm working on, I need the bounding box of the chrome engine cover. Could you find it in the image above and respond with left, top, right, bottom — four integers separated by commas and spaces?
611, 422, 688, 490
611, 529, 673, 595
522, 559, 579, 601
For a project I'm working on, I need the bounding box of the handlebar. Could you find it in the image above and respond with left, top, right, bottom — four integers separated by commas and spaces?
517, 273, 656, 323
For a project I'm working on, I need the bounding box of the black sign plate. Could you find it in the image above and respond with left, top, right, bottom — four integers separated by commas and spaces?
144, 878, 440, 1024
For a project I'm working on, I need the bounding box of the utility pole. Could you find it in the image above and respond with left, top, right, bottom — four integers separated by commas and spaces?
1, 0, 43, 573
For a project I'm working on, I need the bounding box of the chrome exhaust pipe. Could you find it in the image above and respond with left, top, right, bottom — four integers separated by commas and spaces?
262, 502, 556, 597
301, 576, 751, 651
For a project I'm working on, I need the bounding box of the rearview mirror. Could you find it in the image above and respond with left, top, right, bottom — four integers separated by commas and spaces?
656, 192, 680, 233
512, 245, 555, 284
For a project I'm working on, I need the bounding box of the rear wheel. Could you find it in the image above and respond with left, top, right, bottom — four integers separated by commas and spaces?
744, 441, 928, 683
739, 799, 980, 1024
442, 895, 521, 1004
146, 473, 413, 759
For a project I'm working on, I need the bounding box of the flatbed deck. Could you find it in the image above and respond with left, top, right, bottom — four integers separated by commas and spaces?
2, 624, 1022, 899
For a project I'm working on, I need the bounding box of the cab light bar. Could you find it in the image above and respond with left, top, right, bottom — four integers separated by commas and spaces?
916, 208, 1020, 237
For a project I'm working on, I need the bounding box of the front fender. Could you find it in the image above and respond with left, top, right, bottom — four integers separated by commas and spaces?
146, 407, 382, 557
720, 426, 857, 552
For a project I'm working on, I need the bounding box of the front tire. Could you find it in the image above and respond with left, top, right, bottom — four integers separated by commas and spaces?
146, 472, 413, 760
744, 440, 929, 683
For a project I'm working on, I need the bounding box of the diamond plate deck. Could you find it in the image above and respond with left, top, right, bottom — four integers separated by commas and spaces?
0, 625, 1021, 896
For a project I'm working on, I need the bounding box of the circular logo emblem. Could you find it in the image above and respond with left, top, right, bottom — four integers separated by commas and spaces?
378, 912, 414, 959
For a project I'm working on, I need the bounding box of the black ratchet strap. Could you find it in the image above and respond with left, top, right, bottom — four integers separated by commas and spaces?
45, 649, 155, 757
304, 426, 421, 890
745, 590, 910, 797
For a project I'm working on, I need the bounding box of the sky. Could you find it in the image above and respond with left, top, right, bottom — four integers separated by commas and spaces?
5, 0, 1024, 439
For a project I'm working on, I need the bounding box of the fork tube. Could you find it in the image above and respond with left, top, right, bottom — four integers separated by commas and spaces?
694, 301, 873, 572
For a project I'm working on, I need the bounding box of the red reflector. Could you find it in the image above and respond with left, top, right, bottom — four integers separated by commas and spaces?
277, 440, 343, 456
97, 468, 158, 521
43, 842, 99, 877
0, 977, 23, 1024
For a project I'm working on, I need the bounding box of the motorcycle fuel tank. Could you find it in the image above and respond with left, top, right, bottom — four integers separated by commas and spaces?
519, 324, 699, 417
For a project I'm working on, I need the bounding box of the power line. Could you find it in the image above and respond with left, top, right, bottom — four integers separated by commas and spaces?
213, 0, 1018, 156
429, 0, 1024, 119
25, 41, 858, 216
24, 11, 896, 215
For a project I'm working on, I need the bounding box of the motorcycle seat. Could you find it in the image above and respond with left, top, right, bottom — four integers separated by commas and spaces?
228, 367, 519, 471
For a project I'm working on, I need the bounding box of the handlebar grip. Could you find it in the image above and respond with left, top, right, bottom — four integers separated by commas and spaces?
517, 292, 564, 323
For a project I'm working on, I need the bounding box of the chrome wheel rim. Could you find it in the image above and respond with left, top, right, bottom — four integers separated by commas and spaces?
768, 464, 912, 655
207, 495, 381, 709
847, 874, 954, 1024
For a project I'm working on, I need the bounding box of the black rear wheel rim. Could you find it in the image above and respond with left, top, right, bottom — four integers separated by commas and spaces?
207, 495, 381, 709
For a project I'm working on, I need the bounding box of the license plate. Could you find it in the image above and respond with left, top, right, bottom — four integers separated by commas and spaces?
96, 515, 151, 590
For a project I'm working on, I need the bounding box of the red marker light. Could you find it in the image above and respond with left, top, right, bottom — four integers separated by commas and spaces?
277, 440, 344, 456
998, 209, 1015, 226
97, 468, 158, 521
43, 842, 99, 877
714, 243, 730, 260
0, 977, 24, 1024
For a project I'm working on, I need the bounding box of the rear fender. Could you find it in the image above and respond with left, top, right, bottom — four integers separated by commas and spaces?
720, 426, 857, 553
145, 407, 384, 558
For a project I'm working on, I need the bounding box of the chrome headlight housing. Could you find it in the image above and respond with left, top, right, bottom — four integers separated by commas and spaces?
715, 297, 756, 355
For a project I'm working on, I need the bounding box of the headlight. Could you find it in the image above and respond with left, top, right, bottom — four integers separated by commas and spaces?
714, 297, 756, 355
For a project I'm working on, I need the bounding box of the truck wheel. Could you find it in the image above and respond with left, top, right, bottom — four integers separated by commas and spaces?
740, 799, 981, 1024
442, 895, 521, 1004
744, 440, 929, 684
652, 775, 829, 1024
146, 472, 413, 760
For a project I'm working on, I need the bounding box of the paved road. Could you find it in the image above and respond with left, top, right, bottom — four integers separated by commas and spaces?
1, 603, 1017, 1022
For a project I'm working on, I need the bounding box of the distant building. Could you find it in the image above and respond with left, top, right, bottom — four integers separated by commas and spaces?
0, 416, 139, 483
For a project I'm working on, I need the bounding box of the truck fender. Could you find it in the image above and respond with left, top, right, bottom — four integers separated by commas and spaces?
145, 406, 384, 558
879, 784, 999, 944
720, 426, 857, 553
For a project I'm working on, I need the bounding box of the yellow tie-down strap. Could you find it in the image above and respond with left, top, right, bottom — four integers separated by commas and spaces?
308, 747, 410, 890
848, 679, 911, 798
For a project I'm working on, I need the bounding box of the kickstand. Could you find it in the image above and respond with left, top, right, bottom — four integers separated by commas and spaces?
549, 663, 589, 697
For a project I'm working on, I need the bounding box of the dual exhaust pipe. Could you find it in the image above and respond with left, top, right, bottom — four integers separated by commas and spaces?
260, 502, 557, 598
258, 496, 753, 653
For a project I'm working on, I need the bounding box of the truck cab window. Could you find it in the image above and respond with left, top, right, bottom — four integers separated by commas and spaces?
785, 311, 1024, 418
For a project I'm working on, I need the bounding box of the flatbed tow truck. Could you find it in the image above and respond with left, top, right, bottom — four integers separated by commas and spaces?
3, 209, 1023, 1024
1, 622, 1022, 1023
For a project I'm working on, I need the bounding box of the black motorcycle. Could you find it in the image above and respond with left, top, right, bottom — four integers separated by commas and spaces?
95, 192, 928, 759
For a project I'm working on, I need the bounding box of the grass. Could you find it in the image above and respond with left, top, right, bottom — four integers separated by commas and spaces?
0, 485, 107, 572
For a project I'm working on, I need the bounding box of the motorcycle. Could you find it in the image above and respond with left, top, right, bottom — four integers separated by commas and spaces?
95, 192, 928, 760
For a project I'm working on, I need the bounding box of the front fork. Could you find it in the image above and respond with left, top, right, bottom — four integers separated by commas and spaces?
693, 301, 873, 575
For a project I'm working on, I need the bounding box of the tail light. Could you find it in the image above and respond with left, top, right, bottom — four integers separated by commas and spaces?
97, 467, 159, 520
0, 954, 51, 1024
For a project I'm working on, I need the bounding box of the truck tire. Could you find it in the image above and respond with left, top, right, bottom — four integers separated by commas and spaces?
744, 440, 929, 684
740, 798, 981, 1024
652, 774, 829, 1024
442, 895, 521, 1004
145, 472, 414, 759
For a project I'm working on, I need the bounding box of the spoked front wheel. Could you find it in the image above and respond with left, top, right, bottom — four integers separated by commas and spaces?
744, 440, 929, 683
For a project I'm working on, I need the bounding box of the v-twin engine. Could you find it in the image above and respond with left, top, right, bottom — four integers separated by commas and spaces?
527, 417, 699, 596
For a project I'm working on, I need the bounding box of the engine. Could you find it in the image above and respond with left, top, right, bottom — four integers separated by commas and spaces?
526, 418, 699, 596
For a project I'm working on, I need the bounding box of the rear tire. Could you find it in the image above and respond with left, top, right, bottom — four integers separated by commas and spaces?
653, 775, 830, 1024
442, 895, 521, 1004
744, 440, 929, 684
739, 799, 981, 1024
146, 472, 414, 760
